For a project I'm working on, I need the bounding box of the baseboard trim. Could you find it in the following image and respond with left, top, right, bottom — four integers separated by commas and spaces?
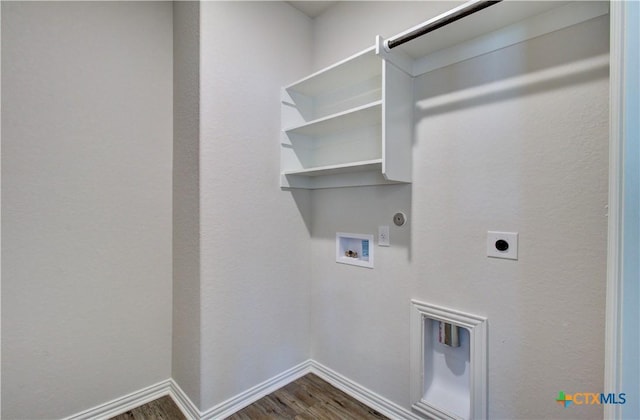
65, 359, 419, 420
310, 361, 423, 420
168, 380, 201, 420
199, 359, 313, 419
64, 379, 172, 420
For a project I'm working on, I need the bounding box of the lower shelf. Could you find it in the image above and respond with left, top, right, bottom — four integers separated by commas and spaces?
282, 159, 382, 177
281, 158, 410, 189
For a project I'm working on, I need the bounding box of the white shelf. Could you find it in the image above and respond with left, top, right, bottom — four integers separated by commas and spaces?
379, 1, 609, 77
284, 101, 382, 137
279, 0, 609, 189
390, 1, 569, 59
285, 47, 380, 97
283, 159, 382, 177
284, 1, 599, 188
281, 46, 412, 189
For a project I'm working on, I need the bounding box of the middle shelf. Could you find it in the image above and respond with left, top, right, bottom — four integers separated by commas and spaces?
283, 101, 382, 137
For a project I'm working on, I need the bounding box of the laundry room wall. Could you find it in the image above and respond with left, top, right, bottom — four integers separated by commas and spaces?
1, 2, 173, 418
197, 1, 314, 411
309, 3, 609, 418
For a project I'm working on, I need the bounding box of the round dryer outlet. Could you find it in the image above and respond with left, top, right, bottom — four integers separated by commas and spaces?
393, 212, 407, 227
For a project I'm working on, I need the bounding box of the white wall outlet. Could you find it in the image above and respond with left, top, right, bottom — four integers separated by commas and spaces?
487, 231, 518, 260
378, 225, 390, 247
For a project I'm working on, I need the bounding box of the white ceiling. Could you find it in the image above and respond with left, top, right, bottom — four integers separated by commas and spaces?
287, 1, 338, 18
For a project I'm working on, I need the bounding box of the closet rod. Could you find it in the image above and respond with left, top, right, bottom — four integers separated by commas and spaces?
386, 0, 503, 50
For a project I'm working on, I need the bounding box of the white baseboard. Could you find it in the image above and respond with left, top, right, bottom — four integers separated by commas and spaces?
64, 379, 172, 420
168, 379, 200, 420
199, 360, 312, 419
66, 359, 420, 420
309, 361, 423, 420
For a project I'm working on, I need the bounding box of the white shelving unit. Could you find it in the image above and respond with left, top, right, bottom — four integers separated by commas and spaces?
280, 0, 609, 190
280, 47, 412, 189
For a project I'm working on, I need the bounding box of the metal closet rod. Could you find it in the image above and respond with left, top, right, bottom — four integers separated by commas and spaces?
387, 0, 503, 50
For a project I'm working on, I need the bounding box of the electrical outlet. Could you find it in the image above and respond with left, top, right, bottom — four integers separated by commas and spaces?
378, 225, 390, 247
487, 231, 518, 260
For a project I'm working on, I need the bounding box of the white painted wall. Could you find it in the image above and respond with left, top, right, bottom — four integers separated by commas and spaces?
1, 2, 173, 418
198, 1, 313, 411
310, 3, 609, 419
312, 1, 460, 70
173, 0, 202, 409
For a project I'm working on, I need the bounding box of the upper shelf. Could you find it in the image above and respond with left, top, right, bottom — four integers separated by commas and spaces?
378, 0, 609, 77
285, 47, 381, 97
389, 1, 570, 59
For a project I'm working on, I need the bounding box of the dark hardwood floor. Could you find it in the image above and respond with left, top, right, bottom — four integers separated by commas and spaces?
109, 374, 387, 420
227, 373, 388, 420
110, 395, 186, 420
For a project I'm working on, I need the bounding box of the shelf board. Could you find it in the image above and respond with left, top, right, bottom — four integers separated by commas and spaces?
283, 159, 383, 177
284, 101, 382, 137
388, 1, 572, 60
378, 1, 608, 78
285, 47, 381, 97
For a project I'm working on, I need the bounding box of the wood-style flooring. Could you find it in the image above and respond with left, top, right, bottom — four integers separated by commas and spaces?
110, 395, 186, 420
109, 374, 387, 420
227, 373, 387, 420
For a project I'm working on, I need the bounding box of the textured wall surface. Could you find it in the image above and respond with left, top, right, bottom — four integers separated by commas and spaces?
198, 1, 313, 411
1, 2, 173, 418
312, 1, 458, 70
172, 0, 202, 409
310, 3, 609, 419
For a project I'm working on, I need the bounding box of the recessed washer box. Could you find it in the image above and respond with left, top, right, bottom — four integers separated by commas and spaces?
336, 232, 374, 269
